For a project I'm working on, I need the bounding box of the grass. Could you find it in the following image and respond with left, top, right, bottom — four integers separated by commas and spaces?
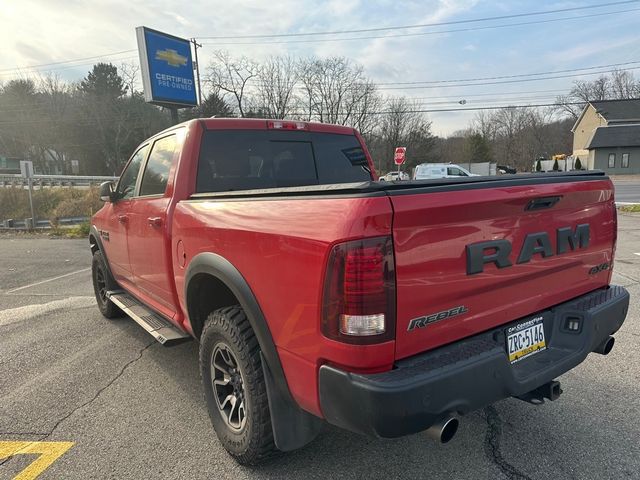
0, 187, 102, 223
619, 204, 640, 213
48, 221, 91, 238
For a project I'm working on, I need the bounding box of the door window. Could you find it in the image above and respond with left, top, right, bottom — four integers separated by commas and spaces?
117, 145, 149, 199
139, 133, 180, 196
447, 167, 466, 176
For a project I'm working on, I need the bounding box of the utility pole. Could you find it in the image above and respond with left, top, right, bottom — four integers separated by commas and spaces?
190, 38, 203, 105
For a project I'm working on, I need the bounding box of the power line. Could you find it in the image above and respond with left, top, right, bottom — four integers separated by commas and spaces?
371, 61, 640, 86
200, 7, 638, 45
275, 101, 587, 116
237, 60, 640, 90
198, 0, 639, 39
0, 56, 139, 79
395, 88, 573, 100
0, 50, 137, 74
378, 66, 640, 90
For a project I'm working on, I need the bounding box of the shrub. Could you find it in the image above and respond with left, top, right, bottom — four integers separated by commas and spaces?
535, 159, 542, 172
50, 188, 102, 224
575, 157, 583, 170
552, 159, 559, 171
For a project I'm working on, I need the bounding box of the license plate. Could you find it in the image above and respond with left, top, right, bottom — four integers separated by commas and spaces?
506, 316, 546, 364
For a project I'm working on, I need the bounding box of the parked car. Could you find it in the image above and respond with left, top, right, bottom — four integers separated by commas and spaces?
90, 118, 628, 465
413, 163, 478, 179
497, 165, 517, 174
380, 170, 409, 181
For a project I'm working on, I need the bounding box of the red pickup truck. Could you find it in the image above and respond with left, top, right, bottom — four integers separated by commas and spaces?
90, 118, 629, 464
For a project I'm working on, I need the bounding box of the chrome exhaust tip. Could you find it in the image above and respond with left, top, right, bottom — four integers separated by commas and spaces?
425, 417, 459, 444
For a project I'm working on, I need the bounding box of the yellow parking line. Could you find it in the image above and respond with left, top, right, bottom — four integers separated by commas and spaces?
0, 441, 74, 480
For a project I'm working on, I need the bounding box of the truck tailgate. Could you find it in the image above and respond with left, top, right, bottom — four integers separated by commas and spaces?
390, 177, 615, 360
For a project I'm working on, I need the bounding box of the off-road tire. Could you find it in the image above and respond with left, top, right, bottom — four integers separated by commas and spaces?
200, 305, 277, 465
91, 250, 123, 319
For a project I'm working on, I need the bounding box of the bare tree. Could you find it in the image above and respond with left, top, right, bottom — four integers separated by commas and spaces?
470, 110, 498, 141
367, 97, 434, 172
119, 61, 141, 97
555, 69, 640, 119
611, 69, 640, 99
206, 51, 259, 117
298, 57, 380, 128
255, 56, 299, 119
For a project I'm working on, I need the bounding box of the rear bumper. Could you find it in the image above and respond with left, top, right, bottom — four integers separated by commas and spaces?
319, 285, 629, 438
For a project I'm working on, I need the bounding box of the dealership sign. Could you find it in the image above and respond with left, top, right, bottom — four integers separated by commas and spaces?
136, 26, 197, 107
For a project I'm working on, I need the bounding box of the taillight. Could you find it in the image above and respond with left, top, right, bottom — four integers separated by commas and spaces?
611, 201, 618, 280
321, 236, 396, 344
612, 201, 618, 253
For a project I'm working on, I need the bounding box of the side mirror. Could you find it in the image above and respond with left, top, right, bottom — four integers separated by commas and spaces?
99, 181, 116, 202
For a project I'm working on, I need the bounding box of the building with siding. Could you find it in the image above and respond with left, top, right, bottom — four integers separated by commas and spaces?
572, 99, 640, 173
586, 124, 640, 174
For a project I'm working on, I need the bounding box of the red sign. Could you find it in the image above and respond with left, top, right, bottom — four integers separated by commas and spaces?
394, 147, 406, 165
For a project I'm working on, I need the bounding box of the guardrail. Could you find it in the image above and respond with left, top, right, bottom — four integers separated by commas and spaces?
0, 216, 89, 229
0, 174, 117, 187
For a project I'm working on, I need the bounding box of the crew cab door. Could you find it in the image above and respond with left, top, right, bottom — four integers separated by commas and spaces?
102, 144, 149, 281
126, 131, 182, 315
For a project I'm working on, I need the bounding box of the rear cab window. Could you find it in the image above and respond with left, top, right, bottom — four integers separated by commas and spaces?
196, 130, 372, 193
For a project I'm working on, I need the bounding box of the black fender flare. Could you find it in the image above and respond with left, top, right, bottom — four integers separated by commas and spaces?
89, 225, 116, 282
185, 252, 322, 451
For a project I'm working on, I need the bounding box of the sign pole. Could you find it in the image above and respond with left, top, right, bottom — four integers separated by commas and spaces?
169, 107, 179, 125
27, 177, 36, 230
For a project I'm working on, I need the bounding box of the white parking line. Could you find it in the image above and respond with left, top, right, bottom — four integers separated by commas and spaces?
5, 268, 91, 294
634, 253, 640, 256
0, 296, 95, 326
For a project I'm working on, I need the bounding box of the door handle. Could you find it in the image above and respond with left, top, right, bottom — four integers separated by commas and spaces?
148, 217, 163, 228
118, 215, 128, 224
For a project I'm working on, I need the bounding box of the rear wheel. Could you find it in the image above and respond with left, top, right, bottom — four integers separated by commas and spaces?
200, 306, 277, 465
91, 250, 123, 319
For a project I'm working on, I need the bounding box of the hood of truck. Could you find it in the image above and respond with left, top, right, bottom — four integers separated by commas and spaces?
389, 178, 615, 360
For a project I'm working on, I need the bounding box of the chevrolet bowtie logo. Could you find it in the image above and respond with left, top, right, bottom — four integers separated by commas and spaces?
155, 49, 188, 67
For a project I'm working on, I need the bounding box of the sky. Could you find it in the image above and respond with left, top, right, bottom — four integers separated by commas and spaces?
1, 0, 639, 135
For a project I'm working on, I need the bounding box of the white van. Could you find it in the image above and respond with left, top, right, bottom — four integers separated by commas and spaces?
413, 163, 478, 180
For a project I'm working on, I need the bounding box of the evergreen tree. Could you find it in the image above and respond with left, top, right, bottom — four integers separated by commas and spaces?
466, 133, 492, 163
535, 158, 542, 172
552, 158, 559, 171
575, 157, 583, 170
79, 63, 127, 99
181, 92, 234, 120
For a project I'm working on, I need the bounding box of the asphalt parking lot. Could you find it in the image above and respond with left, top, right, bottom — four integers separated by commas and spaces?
0, 214, 638, 480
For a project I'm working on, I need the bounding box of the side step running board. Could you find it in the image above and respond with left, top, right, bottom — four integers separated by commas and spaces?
107, 290, 190, 345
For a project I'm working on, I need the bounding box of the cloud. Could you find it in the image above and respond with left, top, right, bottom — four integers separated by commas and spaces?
546, 35, 639, 63
0, 0, 634, 135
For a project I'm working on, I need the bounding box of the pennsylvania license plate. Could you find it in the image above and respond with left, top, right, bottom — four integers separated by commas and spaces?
506, 316, 546, 364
